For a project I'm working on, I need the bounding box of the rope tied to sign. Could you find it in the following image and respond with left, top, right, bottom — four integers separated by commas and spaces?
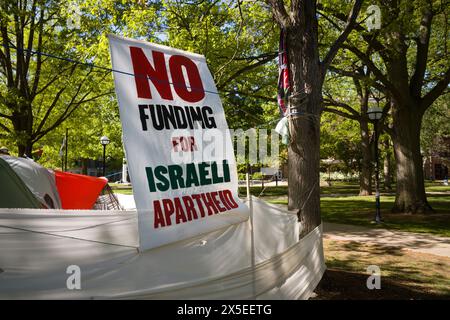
0, 43, 221, 96
1, 42, 287, 127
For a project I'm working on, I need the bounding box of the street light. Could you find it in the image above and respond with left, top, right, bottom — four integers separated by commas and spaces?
367, 106, 383, 224
100, 136, 110, 177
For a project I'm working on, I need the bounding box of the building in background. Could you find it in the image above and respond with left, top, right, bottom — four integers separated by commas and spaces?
423, 137, 450, 180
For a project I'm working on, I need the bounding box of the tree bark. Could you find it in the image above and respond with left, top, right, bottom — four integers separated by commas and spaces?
11, 103, 34, 157
288, 95, 322, 233
268, 0, 363, 234
391, 103, 432, 213
286, 5, 322, 234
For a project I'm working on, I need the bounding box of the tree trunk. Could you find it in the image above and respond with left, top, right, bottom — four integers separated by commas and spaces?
359, 118, 372, 195
12, 105, 34, 157
268, 0, 362, 234
391, 104, 432, 213
288, 96, 321, 233
286, 10, 322, 234
17, 143, 33, 158
383, 138, 393, 191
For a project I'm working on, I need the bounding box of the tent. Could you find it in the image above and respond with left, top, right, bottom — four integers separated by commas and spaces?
0, 157, 42, 209
0, 156, 120, 210
54, 171, 108, 209
1, 155, 62, 209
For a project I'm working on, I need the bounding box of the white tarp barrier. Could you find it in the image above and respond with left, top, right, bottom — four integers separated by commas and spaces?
0, 197, 325, 299
115, 193, 137, 210
108, 35, 249, 251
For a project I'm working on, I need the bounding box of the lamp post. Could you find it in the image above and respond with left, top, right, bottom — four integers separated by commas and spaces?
100, 136, 110, 177
367, 107, 383, 224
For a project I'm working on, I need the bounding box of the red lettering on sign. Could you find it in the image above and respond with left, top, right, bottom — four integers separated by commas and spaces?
130, 47, 205, 103
169, 55, 205, 103
172, 136, 198, 152
130, 47, 173, 100
162, 199, 175, 226
153, 200, 166, 228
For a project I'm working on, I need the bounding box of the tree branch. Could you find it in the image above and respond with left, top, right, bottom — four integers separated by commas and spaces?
0, 112, 12, 120
216, 54, 277, 90
34, 63, 77, 96
24, 0, 38, 76
322, 107, 360, 121
323, 98, 361, 118
410, 9, 433, 98
0, 121, 11, 133
34, 87, 66, 135
223, 89, 276, 102
31, 2, 45, 98
32, 90, 113, 143
328, 65, 387, 93
341, 44, 402, 101
421, 67, 450, 109
319, 5, 390, 62
321, 0, 363, 73
0, 12, 14, 86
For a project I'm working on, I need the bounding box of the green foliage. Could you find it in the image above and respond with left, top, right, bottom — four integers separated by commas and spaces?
252, 172, 263, 180
321, 112, 361, 174
1, 0, 448, 177
0, 0, 159, 159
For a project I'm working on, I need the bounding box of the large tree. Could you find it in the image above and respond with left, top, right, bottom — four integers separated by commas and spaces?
323, 62, 393, 195
266, 0, 363, 233
329, 0, 450, 213
0, 0, 160, 157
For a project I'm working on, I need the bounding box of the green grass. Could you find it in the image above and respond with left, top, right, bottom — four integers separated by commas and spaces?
425, 185, 450, 192
109, 183, 133, 195
237, 182, 361, 198
319, 195, 450, 237
111, 181, 450, 236
268, 197, 450, 238
322, 239, 450, 297
254, 181, 450, 237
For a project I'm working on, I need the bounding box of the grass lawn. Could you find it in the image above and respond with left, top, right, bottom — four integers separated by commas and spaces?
111, 181, 450, 236
313, 239, 450, 299
109, 183, 133, 195
242, 182, 450, 237
319, 194, 450, 237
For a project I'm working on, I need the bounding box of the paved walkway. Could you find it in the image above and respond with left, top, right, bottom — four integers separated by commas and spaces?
323, 222, 450, 258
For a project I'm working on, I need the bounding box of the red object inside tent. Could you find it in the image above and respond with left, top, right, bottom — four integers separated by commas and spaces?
54, 171, 108, 209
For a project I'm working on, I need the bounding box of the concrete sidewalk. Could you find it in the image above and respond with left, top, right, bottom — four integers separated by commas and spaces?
323, 222, 450, 258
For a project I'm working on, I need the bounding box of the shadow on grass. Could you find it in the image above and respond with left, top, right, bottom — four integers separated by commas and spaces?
312, 269, 446, 300
340, 241, 405, 256
318, 239, 450, 299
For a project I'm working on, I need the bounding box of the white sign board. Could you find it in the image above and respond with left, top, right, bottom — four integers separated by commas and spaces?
108, 35, 249, 251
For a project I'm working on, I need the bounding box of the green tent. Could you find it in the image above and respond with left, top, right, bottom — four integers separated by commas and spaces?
0, 157, 41, 208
